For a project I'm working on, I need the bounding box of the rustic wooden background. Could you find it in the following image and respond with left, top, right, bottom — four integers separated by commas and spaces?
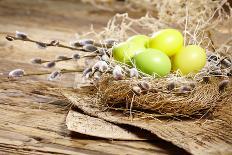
0, 0, 193, 154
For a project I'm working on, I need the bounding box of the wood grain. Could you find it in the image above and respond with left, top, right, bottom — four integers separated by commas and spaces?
0, 0, 178, 154
66, 110, 149, 140
0, 0, 231, 154
62, 88, 232, 155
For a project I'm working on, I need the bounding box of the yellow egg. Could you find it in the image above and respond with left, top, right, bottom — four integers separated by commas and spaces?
172, 45, 206, 75
127, 35, 150, 48
148, 29, 184, 57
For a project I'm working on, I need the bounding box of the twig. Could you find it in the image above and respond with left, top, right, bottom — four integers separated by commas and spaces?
206, 31, 216, 52
129, 94, 135, 121
184, 6, 188, 46
1, 69, 83, 83
23, 69, 83, 77
6, 35, 87, 51
6, 35, 112, 52
39, 53, 98, 64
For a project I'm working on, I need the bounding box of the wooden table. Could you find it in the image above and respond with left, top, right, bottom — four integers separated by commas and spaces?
0, 0, 189, 154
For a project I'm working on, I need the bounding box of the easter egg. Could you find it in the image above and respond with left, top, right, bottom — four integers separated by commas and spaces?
148, 29, 184, 56
133, 49, 171, 77
127, 35, 150, 48
172, 45, 206, 75
112, 42, 145, 64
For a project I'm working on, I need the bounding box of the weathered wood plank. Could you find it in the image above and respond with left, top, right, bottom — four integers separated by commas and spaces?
0, 1, 177, 154
0, 0, 231, 154
66, 110, 151, 140
62, 89, 232, 155
0, 78, 172, 155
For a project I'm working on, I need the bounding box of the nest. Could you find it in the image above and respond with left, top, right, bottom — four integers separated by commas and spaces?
73, 1, 232, 119
95, 75, 231, 117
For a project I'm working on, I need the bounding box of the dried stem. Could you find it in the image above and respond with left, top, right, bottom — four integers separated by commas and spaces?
39, 53, 98, 64
6, 35, 111, 52
23, 69, 83, 77
7, 35, 86, 51
1, 69, 83, 83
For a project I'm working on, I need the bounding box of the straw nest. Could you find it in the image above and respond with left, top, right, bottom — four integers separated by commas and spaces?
94, 75, 231, 117
75, 1, 232, 118
82, 22, 231, 118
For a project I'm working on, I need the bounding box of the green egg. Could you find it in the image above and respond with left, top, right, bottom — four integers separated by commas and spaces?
133, 48, 171, 77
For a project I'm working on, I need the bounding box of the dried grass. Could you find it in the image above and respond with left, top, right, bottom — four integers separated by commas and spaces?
82, 0, 232, 30
95, 75, 231, 117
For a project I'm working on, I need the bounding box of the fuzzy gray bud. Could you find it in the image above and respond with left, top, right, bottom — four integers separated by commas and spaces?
50, 40, 59, 46
92, 62, 101, 71
101, 54, 109, 62
15, 31, 27, 40
83, 44, 98, 52
167, 82, 175, 91
220, 57, 231, 68
36, 42, 47, 49
48, 70, 61, 81
113, 65, 123, 80
82, 67, 92, 78
72, 53, 80, 60
219, 80, 229, 92
31, 58, 42, 64
45, 61, 56, 68
79, 39, 94, 46
93, 71, 101, 80
132, 86, 142, 95
99, 61, 108, 72
92, 61, 108, 72
9, 69, 25, 77
179, 86, 191, 93
56, 55, 69, 60
129, 68, 139, 78
103, 39, 118, 47
97, 48, 107, 55
70, 41, 80, 47
138, 81, 150, 90
6, 36, 14, 41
